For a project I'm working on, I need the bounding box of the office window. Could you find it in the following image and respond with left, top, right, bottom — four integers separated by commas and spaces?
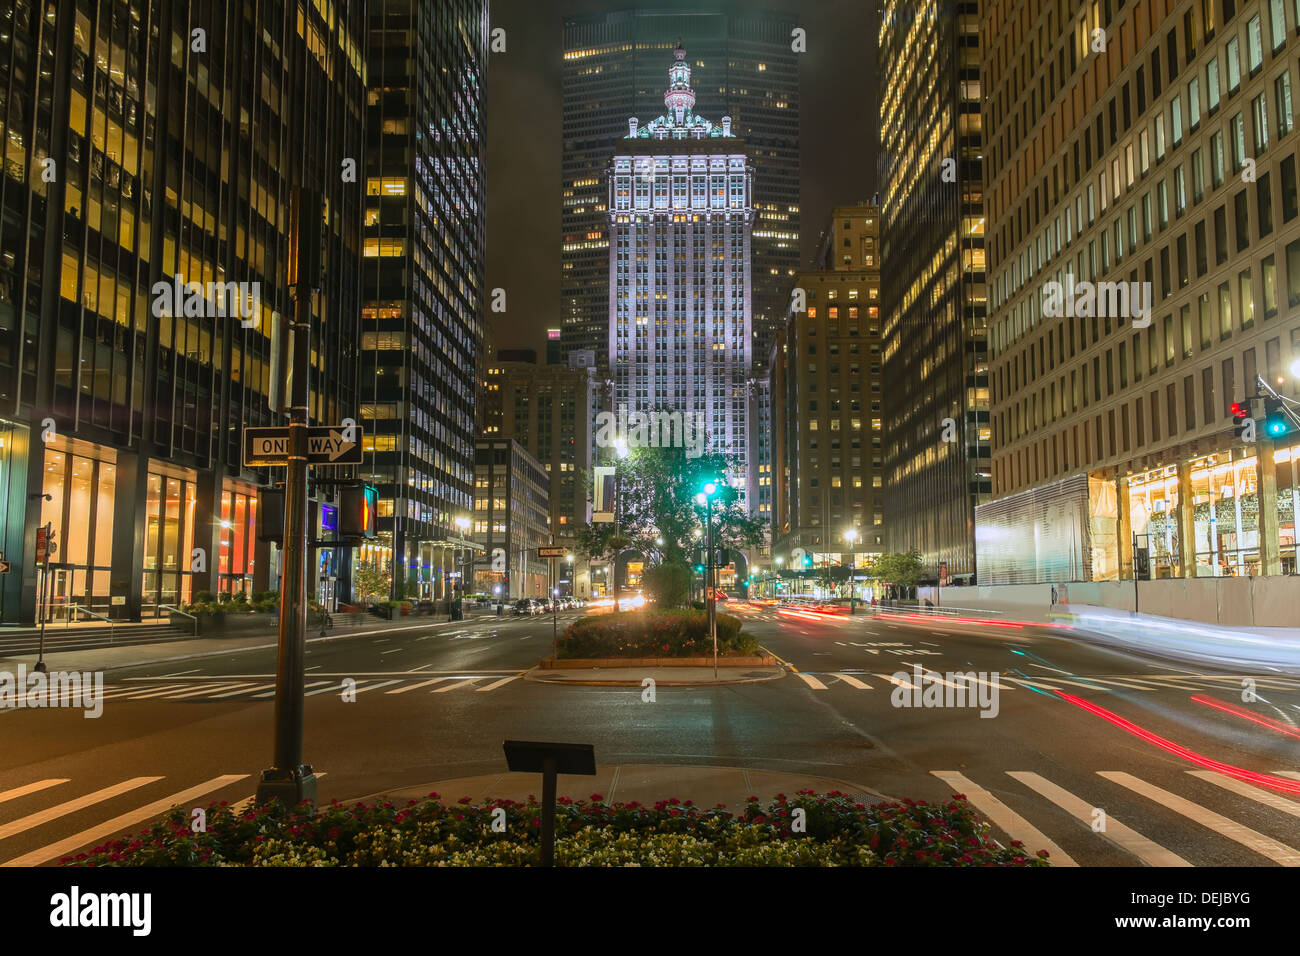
1278, 72, 1294, 136
1211, 130, 1225, 186
1252, 92, 1270, 151
1226, 37, 1241, 92
1247, 15, 1263, 72
1207, 57, 1221, 111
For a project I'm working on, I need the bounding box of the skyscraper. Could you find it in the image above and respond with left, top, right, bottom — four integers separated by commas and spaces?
360, 0, 488, 602
878, 0, 990, 582
563, 9, 799, 377
608, 43, 755, 500
0, 0, 366, 623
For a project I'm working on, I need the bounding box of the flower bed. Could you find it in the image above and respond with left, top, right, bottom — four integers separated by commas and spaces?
61, 790, 1049, 867
557, 609, 758, 659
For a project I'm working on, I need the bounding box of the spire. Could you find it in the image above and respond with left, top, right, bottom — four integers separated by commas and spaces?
664, 39, 695, 126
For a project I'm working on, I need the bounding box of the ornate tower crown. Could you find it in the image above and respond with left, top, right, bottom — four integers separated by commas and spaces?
664, 39, 695, 125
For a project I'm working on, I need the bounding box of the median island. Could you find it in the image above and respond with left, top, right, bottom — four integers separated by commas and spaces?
540, 608, 775, 668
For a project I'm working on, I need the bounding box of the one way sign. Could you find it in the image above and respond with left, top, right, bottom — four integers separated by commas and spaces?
243, 425, 365, 467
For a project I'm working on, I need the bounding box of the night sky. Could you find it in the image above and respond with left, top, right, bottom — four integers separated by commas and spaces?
485, 0, 878, 353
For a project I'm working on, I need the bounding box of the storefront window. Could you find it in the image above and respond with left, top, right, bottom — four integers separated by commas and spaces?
142, 470, 197, 615
39, 447, 116, 618
218, 486, 258, 597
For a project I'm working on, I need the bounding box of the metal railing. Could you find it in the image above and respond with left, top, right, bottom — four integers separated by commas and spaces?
160, 605, 199, 636
64, 604, 115, 644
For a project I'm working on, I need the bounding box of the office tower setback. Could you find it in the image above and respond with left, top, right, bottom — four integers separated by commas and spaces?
878, 0, 990, 582
979, 0, 1300, 584
0, 0, 366, 622
771, 205, 886, 580
563, 9, 799, 376
608, 43, 756, 502
360, 0, 488, 602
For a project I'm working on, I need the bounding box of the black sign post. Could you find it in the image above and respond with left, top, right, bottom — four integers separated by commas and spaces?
502, 740, 596, 866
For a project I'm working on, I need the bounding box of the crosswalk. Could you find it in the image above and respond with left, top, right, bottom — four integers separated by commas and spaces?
0, 673, 527, 705
0, 762, 1296, 866
794, 670, 1300, 697
933, 766, 1300, 867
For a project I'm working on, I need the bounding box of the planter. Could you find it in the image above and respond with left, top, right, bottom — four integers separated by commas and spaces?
192, 611, 279, 636
540, 655, 777, 669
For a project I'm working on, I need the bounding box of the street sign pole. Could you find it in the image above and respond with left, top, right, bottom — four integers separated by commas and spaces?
35, 523, 52, 673
257, 187, 320, 808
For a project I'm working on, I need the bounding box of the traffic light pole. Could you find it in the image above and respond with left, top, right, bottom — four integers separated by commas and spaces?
256, 188, 320, 808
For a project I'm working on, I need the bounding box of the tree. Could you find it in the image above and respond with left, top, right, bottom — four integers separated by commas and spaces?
642, 561, 692, 608
572, 443, 767, 568
353, 563, 391, 602
868, 550, 925, 589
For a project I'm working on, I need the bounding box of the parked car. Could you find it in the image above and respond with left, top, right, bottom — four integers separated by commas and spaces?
511, 599, 532, 616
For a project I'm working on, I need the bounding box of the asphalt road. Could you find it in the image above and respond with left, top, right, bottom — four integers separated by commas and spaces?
2, 603, 1299, 867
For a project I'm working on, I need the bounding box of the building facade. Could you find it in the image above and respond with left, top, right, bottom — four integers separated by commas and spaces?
771, 205, 886, 594
0, 0, 367, 622
878, 0, 991, 582
979, 0, 1300, 584
359, 0, 487, 602
608, 43, 756, 503
480, 351, 598, 537
562, 9, 799, 376
472, 438, 551, 600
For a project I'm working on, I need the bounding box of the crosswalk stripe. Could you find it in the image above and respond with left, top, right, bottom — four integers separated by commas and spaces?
304, 681, 344, 697
2, 775, 249, 868
1189, 771, 1300, 818
833, 673, 872, 690
432, 679, 477, 693
99, 683, 192, 701
1006, 771, 1190, 867
931, 771, 1078, 866
253, 680, 333, 700
212, 682, 278, 699
1275, 771, 1300, 780
0, 779, 69, 805
0, 777, 163, 842
1005, 676, 1065, 692
476, 675, 520, 692
385, 678, 448, 694
151, 682, 257, 700
877, 673, 916, 690
795, 673, 827, 690
1098, 771, 1300, 866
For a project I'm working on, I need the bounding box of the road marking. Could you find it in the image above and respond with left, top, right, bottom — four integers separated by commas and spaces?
1098, 771, 1300, 865
2, 775, 249, 868
157, 669, 201, 677
795, 673, 827, 690
98, 682, 193, 701
833, 673, 872, 690
410, 663, 434, 672
877, 672, 917, 690
351, 680, 402, 695
476, 675, 521, 692
253, 680, 333, 699
1004, 676, 1065, 693
0, 779, 69, 805
432, 679, 477, 693
1189, 771, 1300, 818
385, 678, 448, 694
1006, 771, 1190, 867
379, 648, 403, 655
117, 683, 232, 701
152, 682, 260, 700
1276, 771, 1300, 780
0, 777, 163, 842
211, 682, 278, 699
304, 681, 345, 697
931, 771, 1077, 866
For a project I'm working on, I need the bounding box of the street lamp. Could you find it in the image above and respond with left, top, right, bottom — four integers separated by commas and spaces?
697, 479, 722, 678
453, 515, 471, 621
843, 527, 859, 614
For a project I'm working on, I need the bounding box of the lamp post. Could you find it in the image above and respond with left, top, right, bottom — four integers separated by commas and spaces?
613, 438, 629, 612
696, 480, 720, 678
843, 527, 859, 614
454, 516, 471, 621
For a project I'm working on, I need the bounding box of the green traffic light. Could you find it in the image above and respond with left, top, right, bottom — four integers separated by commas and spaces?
1266, 415, 1290, 437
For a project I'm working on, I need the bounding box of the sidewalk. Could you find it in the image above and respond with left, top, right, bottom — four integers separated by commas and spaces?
364, 763, 890, 808
526, 665, 785, 686
0, 616, 467, 673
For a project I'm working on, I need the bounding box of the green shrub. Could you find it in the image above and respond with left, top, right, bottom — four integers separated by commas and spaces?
641, 561, 693, 608
557, 609, 757, 658
194, 591, 217, 604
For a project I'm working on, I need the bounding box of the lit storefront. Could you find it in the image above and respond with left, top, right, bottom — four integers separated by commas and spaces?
38, 445, 118, 618
141, 470, 197, 615
1128, 449, 1299, 578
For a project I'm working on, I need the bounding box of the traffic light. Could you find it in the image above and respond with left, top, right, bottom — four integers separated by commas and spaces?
339, 484, 377, 538
1231, 401, 1253, 440
1264, 398, 1293, 439
694, 563, 705, 574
